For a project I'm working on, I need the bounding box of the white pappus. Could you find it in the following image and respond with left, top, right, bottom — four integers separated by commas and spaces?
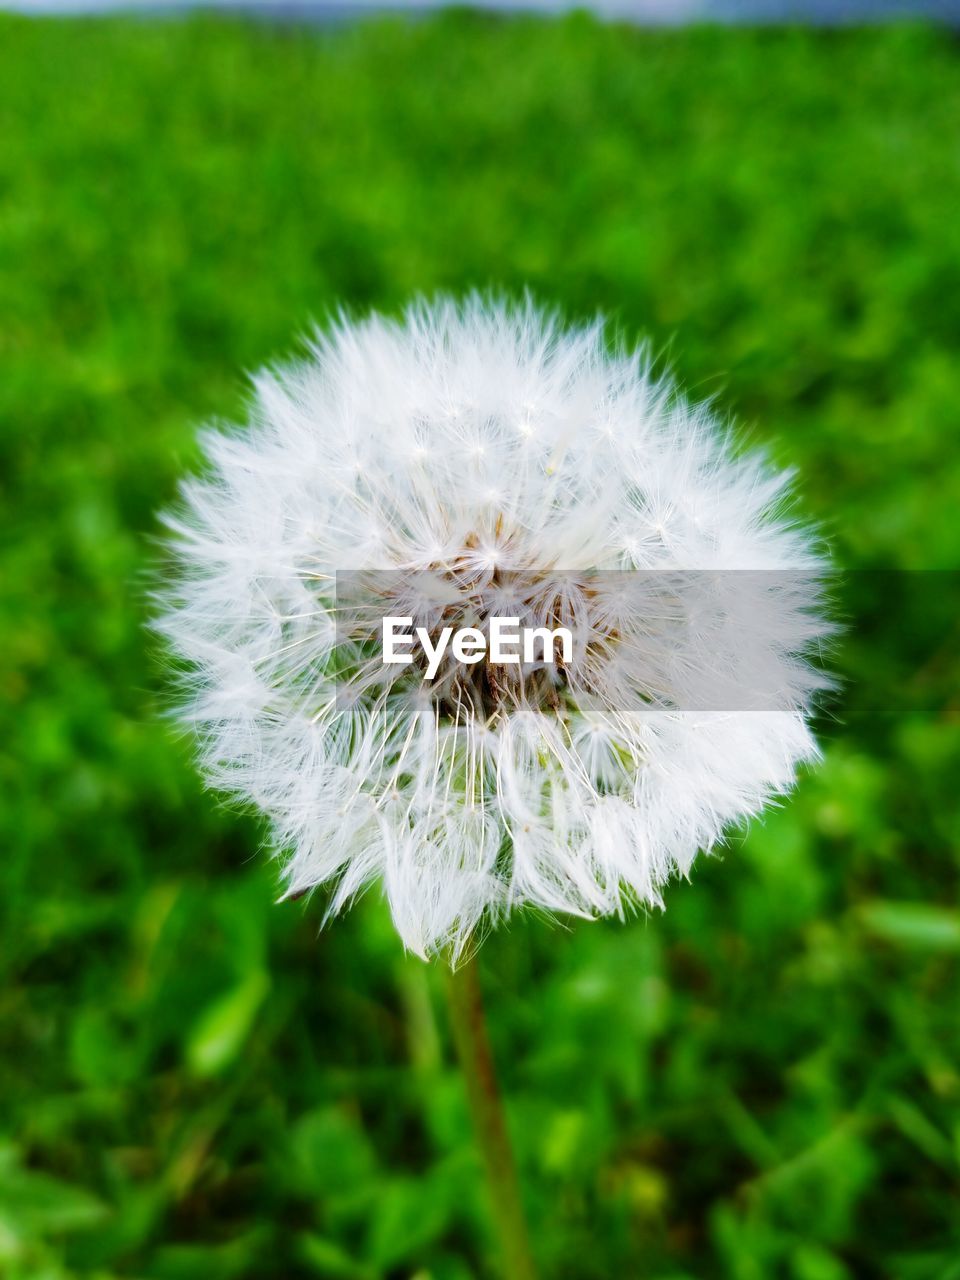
157, 296, 831, 959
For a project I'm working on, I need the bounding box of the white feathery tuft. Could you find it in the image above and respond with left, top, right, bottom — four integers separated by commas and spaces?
156, 295, 831, 959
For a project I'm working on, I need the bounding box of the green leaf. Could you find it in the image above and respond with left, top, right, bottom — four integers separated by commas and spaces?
365, 1176, 451, 1269
148, 1233, 266, 1280
858, 901, 960, 952
185, 969, 270, 1078
0, 1160, 109, 1240
290, 1107, 377, 1198
791, 1244, 852, 1280
298, 1233, 375, 1279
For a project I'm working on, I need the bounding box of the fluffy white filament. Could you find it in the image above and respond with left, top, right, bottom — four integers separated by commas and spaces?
158, 296, 829, 958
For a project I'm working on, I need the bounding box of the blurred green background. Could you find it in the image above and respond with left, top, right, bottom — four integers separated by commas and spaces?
2, 9, 960, 1278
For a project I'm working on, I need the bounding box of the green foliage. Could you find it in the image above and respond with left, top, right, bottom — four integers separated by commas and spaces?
1, 10, 959, 1276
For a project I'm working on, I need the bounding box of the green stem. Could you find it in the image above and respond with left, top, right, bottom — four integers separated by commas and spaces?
445, 949, 538, 1280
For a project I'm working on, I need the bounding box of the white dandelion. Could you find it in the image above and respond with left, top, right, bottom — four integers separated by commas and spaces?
157, 295, 830, 960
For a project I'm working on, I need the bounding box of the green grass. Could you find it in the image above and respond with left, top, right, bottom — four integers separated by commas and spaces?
2, 10, 960, 1278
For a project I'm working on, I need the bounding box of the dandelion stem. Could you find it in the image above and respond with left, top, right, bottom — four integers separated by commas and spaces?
445, 950, 538, 1280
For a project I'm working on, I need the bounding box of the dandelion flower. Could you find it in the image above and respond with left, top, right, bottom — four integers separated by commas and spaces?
158, 296, 829, 958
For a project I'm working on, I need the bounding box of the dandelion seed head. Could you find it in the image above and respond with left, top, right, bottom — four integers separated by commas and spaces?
157, 296, 830, 958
